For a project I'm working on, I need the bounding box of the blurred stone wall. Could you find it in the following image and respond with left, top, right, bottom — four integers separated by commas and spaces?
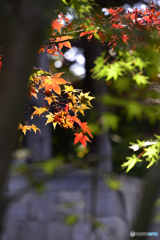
1, 166, 144, 240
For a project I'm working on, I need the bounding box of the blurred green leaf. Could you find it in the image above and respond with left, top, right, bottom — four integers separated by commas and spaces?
103, 174, 121, 191
133, 74, 149, 85
62, 0, 68, 4
38, 157, 64, 175
125, 102, 143, 121
101, 113, 120, 131
65, 215, 79, 226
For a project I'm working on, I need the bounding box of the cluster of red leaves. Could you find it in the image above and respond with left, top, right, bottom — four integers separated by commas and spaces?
106, 2, 160, 48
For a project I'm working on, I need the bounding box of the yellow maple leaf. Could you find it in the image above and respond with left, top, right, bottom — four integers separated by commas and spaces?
79, 92, 95, 107
30, 124, 41, 134
18, 123, 31, 135
31, 106, 49, 119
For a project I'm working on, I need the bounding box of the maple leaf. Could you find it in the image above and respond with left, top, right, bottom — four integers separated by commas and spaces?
18, 123, 41, 135
31, 106, 49, 119
80, 30, 97, 41
30, 124, 41, 134
63, 117, 74, 129
69, 115, 82, 127
45, 112, 64, 129
106, 8, 116, 15
133, 74, 149, 85
63, 85, 74, 93
38, 45, 46, 54
75, 104, 90, 116
51, 18, 65, 33
41, 72, 70, 95
81, 122, 93, 138
74, 132, 91, 148
78, 92, 95, 107
44, 96, 53, 105
18, 123, 31, 135
122, 33, 129, 43
106, 62, 124, 81
121, 155, 142, 172
28, 86, 38, 100
55, 36, 73, 50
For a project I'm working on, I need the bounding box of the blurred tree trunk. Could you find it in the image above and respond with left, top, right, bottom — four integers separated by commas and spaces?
0, 0, 59, 233
24, 51, 53, 163
83, 37, 112, 172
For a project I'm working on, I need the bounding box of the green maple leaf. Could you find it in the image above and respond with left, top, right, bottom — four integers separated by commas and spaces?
121, 155, 142, 172
92, 51, 106, 79
146, 158, 157, 169
106, 62, 124, 81
133, 73, 149, 85
134, 57, 148, 71
143, 145, 159, 160
119, 60, 135, 72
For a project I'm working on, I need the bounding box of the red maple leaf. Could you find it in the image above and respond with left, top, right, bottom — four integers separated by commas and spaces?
0, 57, 2, 71
51, 18, 65, 33
81, 122, 93, 138
69, 115, 81, 127
122, 33, 129, 43
74, 132, 91, 148
80, 30, 97, 41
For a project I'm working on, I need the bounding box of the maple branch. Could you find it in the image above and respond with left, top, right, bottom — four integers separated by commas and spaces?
48, 29, 84, 38
42, 33, 94, 45
137, 150, 145, 159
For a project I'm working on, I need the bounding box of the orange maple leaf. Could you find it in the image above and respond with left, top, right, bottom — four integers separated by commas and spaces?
55, 36, 73, 50
41, 72, 70, 95
51, 18, 65, 33
28, 86, 38, 100
74, 132, 91, 148
44, 96, 53, 105
38, 45, 46, 54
